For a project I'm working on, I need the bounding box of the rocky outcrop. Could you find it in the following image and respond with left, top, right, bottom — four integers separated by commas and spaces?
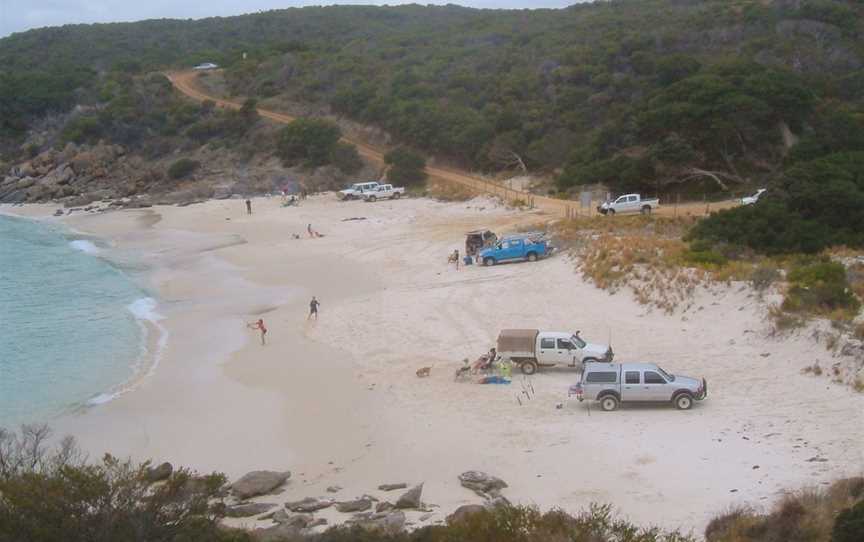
375, 501, 394, 513
346, 510, 406, 534
395, 484, 423, 509
284, 497, 333, 513
458, 471, 508, 499
335, 497, 373, 513
230, 471, 291, 499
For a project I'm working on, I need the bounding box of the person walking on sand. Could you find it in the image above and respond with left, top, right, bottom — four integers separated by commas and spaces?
247, 318, 267, 345
308, 296, 320, 320
245, 199, 252, 215
307, 223, 313, 238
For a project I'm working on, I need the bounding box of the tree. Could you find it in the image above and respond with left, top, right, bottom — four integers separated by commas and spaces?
330, 142, 364, 174
384, 147, 427, 186
167, 158, 200, 179
276, 118, 342, 168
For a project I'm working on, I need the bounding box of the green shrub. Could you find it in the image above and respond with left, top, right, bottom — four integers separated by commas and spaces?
276, 118, 342, 168
384, 147, 427, 187
61, 115, 103, 144
689, 153, 864, 255
834, 500, 864, 542
782, 261, 861, 316
750, 263, 781, 291
330, 142, 363, 174
0, 425, 246, 542
683, 248, 727, 267
167, 158, 200, 179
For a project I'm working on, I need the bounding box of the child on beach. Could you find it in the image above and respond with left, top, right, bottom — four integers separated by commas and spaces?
247, 318, 267, 345
308, 297, 320, 320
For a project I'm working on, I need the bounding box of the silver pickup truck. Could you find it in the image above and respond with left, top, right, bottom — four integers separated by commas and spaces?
570, 362, 707, 411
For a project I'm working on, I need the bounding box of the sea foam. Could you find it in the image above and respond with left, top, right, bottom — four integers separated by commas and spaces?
86, 297, 169, 406
69, 239, 100, 254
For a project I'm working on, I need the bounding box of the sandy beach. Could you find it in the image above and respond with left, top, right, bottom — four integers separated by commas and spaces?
4, 195, 862, 536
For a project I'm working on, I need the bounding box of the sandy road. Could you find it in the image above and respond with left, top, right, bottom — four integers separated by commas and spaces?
166, 70, 738, 218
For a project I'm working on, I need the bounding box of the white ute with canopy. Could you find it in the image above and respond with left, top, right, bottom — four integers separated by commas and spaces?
496, 329, 613, 375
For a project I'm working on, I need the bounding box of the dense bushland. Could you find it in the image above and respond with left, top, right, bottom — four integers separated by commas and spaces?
3, 2, 862, 186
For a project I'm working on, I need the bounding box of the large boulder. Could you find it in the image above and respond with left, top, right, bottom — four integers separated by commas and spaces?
225, 502, 278, 518
230, 470, 291, 499
395, 483, 423, 509
447, 504, 487, 524
458, 471, 508, 499
285, 497, 333, 513
252, 524, 301, 542
145, 462, 173, 483
348, 510, 406, 534
335, 497, 373, 513
15, 177, 35, 190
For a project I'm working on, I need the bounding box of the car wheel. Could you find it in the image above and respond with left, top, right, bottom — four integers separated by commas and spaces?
526, 252, 537, 262
368, 195, 377, 202
520, 361, 537, 375
484, 257, 495, 266
607, 209, 615, 216
599, 395, 619, 411
674, 393, 693, 410
641, 205, 651, 215
582, 357, 598, 364
393, 192, 401, 199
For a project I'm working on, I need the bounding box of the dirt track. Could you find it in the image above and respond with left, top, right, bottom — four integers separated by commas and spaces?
166, 70, 738, 218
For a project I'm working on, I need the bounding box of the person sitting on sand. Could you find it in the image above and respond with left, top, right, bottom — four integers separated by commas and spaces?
247, 318, 267, 345
471, 347, 497, 373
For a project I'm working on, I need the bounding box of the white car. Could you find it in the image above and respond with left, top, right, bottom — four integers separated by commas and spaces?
598, 194, 659, 215
193, 63, 219, 71
742, 188, 766, 205
363, 184, 405, 202
339, 181, 379, 200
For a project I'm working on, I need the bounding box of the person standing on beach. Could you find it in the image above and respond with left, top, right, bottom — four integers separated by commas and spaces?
248, 318, 267, 345
307, 223, 313, 237
308, 296, 320, 320
245, 199, 252, 215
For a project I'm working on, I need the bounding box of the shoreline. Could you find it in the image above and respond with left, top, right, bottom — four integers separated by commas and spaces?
1, 197, 862, 535
0, 209, 168, 425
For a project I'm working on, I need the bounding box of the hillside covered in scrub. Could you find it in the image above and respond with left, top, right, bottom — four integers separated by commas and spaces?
0, 0, 863, 251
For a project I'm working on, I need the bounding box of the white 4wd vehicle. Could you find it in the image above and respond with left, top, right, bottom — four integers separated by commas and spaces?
339, 181, 379, 200
363, 184, 405, 202
742, 188, 766, 205
497, 329, 613, 375
598, 194, 659, 215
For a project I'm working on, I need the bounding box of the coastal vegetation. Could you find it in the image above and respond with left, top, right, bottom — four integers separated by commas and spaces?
1, 425, 861, 542
384, 147, 427, 187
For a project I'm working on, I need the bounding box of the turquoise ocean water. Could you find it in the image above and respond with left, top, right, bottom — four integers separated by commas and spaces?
0, 214, 156, 428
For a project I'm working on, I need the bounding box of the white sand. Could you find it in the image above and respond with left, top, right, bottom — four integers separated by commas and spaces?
4, 196, 862, 536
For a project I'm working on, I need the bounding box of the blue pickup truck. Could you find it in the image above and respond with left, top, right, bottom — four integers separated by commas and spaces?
478, 234, 552, 266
